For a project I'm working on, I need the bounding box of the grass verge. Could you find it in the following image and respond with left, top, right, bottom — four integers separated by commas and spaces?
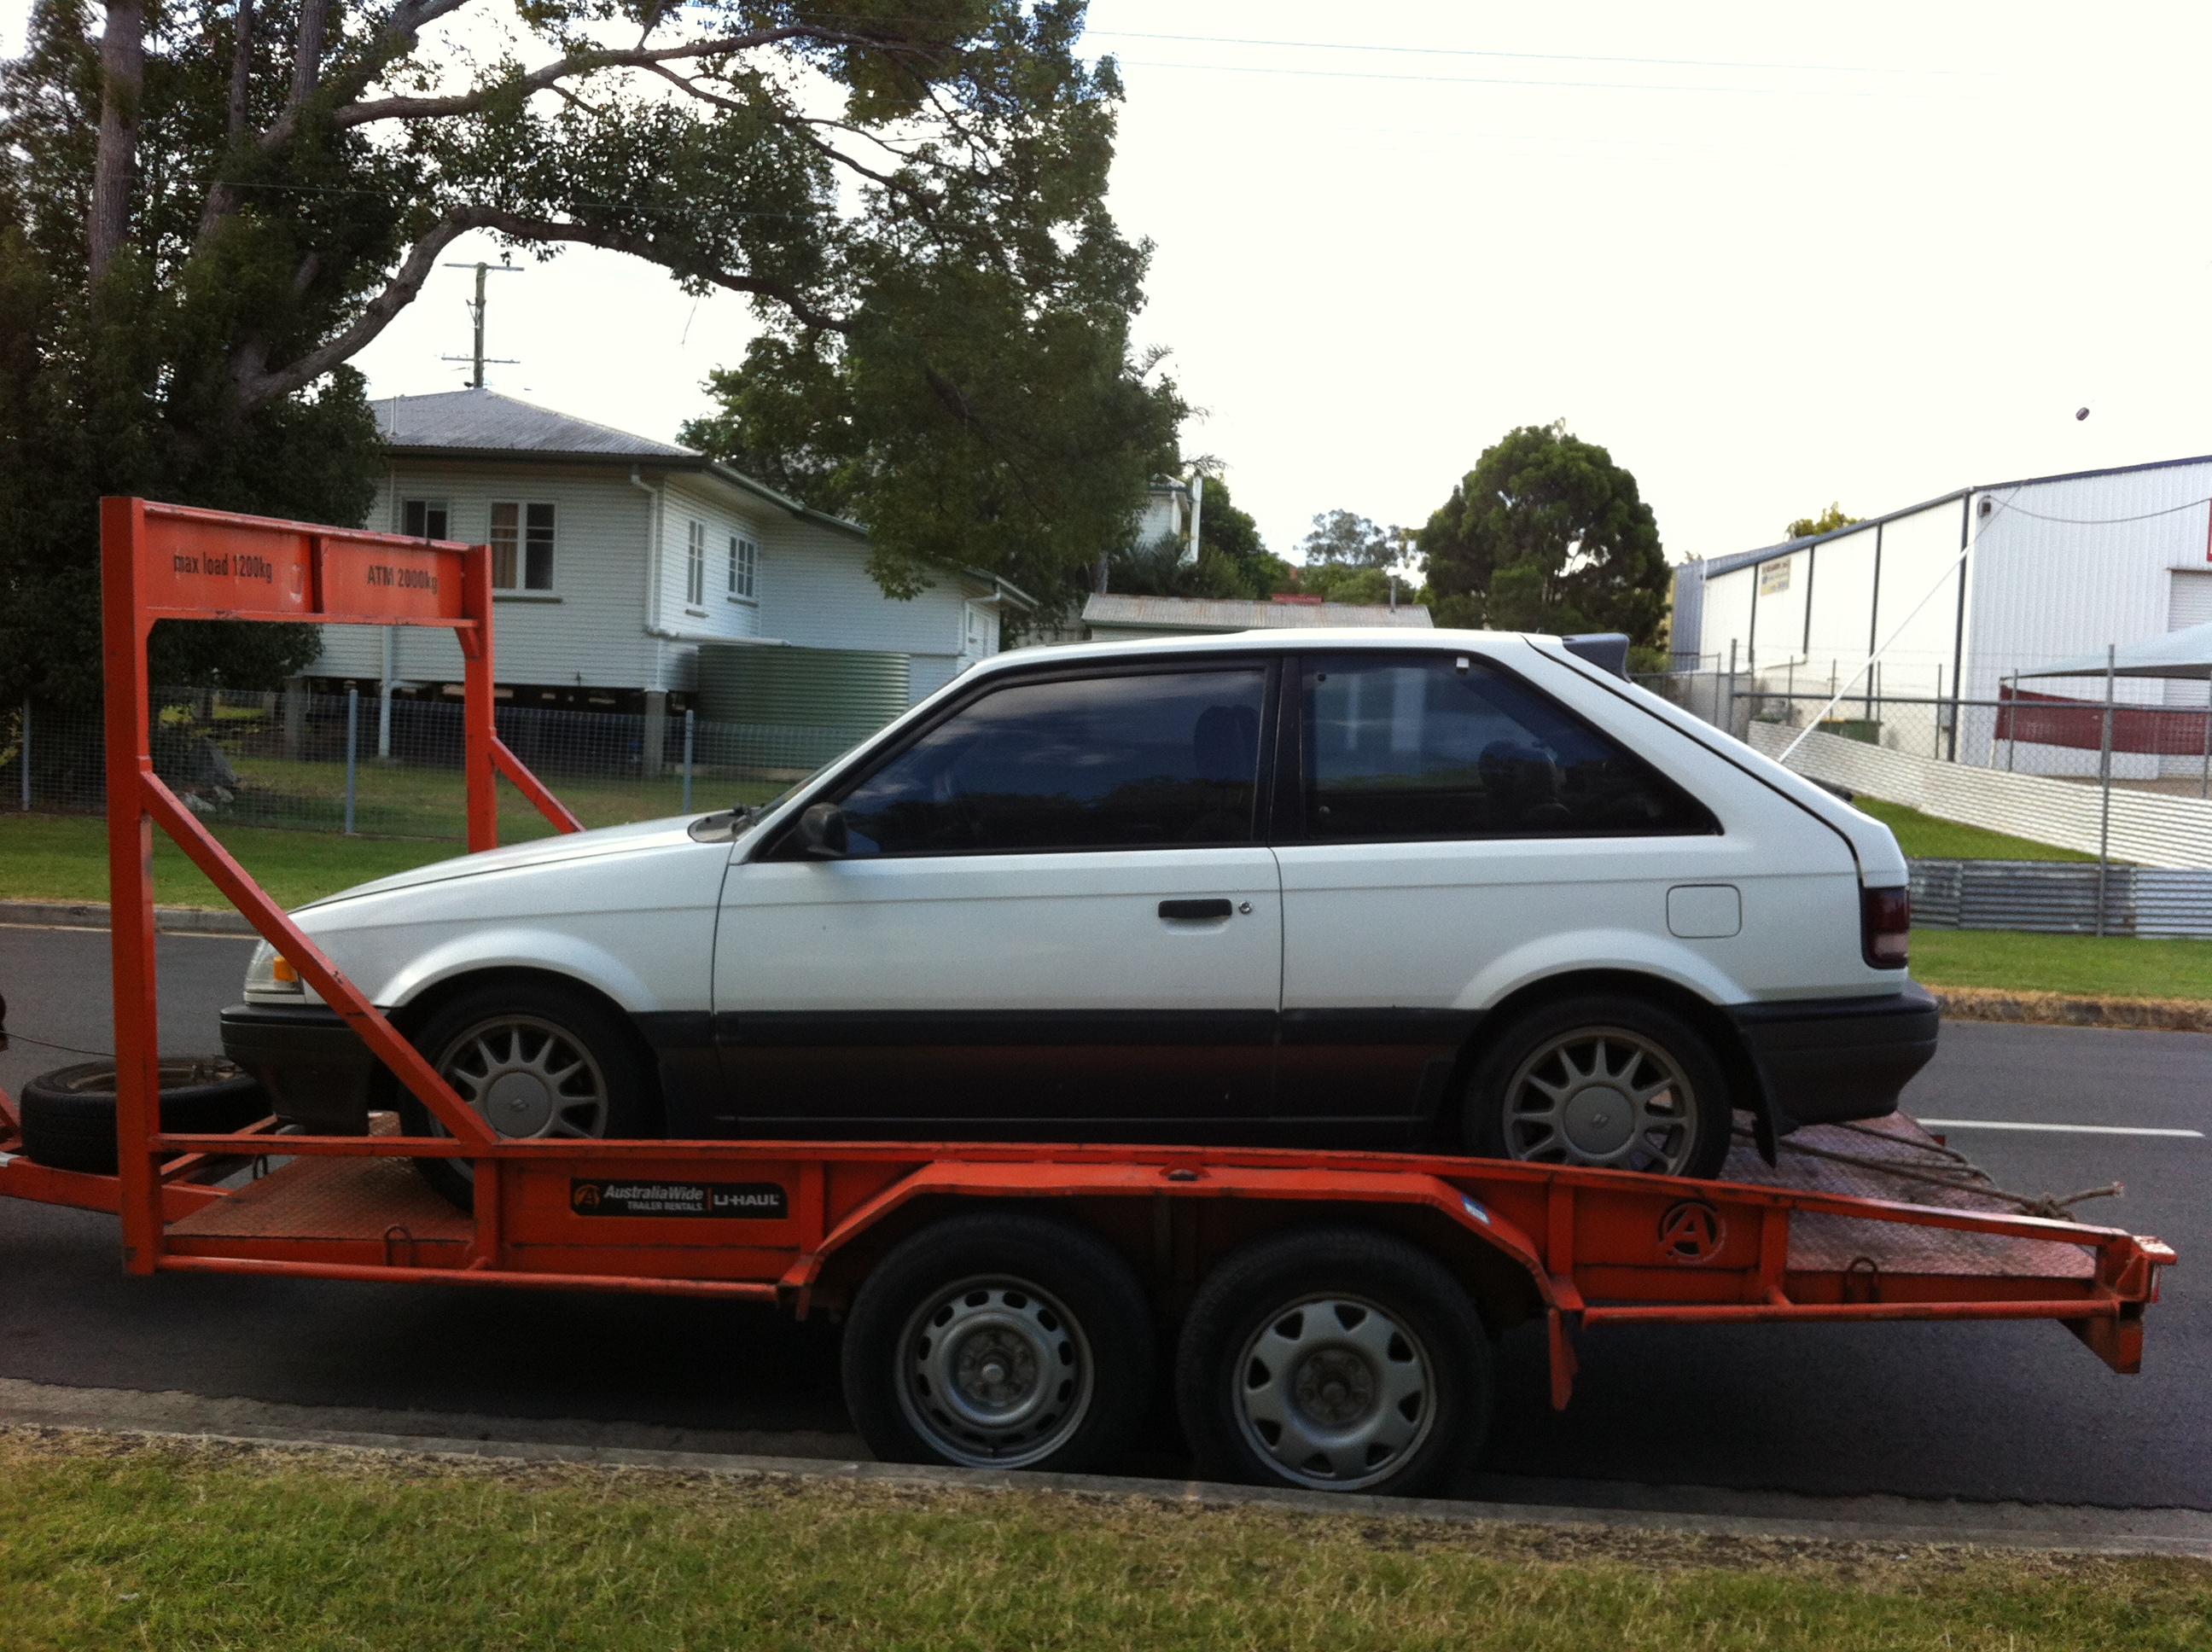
0, 813, 463, 909
1911, 928, 2212, 1000
1852, 798, 2096, 863
1, 1431, 2205, 1652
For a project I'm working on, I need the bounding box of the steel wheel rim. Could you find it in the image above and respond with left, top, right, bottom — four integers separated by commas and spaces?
1233, 1294, 1437, 1491
431, 1015, 610, 1175
1501, 1024, 1698, 1173
895, 1274, 1094, 1469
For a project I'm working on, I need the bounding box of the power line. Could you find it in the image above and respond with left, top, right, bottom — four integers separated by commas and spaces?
1112, 57, 1929, 97
1085, 27, 1963, 79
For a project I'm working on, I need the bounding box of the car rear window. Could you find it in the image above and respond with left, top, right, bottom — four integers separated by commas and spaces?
1299, 653, 1714, 841
838, 668, 1268, 855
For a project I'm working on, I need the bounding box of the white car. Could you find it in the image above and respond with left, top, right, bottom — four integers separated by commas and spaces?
222, 630, 1935, 1203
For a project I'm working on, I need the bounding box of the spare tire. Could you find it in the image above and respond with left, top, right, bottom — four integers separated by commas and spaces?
19, 1059, 271, 1175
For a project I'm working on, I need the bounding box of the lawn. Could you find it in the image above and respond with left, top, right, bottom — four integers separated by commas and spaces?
0, 813, 466, 909
1, 1432, 2205, 1652
1910, 927, 2212, 1000
1851, 798, 2095, 863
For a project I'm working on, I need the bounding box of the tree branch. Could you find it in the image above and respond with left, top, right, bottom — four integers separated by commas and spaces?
231, 204, 848, 416
325, 24, 870, 134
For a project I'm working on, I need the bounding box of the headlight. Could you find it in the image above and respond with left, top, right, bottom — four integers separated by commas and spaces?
242, 939, 310, 1002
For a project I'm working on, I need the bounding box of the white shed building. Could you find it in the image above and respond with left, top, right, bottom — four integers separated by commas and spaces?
1671, 452, 2212, 778
309, 390, 1029, 711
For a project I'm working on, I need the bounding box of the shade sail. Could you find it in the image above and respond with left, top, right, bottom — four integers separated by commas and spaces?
2015, 620, 2212, 681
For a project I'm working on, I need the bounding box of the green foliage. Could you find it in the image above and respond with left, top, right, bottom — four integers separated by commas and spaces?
1417, 422, 1668, 643
1099, 471, 1285, 601
1299, 509, 1405, 568
3, 0, 1166, 696
1295, 564, 1403, 605
1787, 502, 1862, 539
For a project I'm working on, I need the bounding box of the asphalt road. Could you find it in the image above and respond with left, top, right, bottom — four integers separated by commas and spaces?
1, 922, 2204, 1510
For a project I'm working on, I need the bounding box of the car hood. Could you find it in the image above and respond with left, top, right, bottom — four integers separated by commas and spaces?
294, 816, 706, 911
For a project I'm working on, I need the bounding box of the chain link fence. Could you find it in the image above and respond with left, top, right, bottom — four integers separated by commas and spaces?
0, 689, 882, 841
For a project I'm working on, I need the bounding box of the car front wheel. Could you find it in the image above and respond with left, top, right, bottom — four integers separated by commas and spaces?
1464, 994, 1732, 1178
399, 980, 660, 1209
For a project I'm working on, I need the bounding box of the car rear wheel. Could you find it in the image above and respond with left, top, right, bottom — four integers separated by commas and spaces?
399, 981, 659, 1209
1175, 1226, 1491, 1498
1464, 994, 1732, 1178
841, 1212, 1155, 1473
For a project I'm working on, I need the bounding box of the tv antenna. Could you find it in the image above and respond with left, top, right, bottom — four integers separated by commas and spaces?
440, 261, 521, 388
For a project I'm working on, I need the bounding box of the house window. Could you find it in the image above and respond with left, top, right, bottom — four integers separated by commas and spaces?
401, 499, 448, 540
490, 502, 555, 590
686, 521, 707, 607
728, 534, 757, 600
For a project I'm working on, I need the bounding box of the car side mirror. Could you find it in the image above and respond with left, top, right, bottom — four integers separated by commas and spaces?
795, 802, 850, 859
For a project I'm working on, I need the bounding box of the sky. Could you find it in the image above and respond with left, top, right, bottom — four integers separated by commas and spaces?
12, 2, 2212, 566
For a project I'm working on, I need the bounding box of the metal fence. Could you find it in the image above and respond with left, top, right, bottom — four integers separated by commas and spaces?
1910, 858, 2212, 939
0, 689, 883, 841
1633, 670, 2212, 794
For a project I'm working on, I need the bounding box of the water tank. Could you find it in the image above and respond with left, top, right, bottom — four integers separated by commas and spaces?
696, 643, 911, 730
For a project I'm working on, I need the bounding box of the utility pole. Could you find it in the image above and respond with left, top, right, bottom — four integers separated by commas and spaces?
440, 261, 521, 387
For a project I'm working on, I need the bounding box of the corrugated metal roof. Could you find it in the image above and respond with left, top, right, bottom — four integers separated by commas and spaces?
374, 389, 694, 457
1083, 595, 1434, 631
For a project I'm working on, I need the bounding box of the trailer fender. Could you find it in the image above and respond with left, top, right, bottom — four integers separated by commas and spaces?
780, 1157, 1577, 1399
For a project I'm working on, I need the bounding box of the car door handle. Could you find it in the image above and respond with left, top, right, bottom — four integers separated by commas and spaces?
1159, 898, 1235, 921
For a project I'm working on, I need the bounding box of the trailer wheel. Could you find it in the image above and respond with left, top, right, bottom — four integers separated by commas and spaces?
842, 1212, 1155, 1473
18, 1059, 271, 1175
1464, 994, 1732, 1178
400, 981, 660, 1210
1176, 1226, 1491, 1498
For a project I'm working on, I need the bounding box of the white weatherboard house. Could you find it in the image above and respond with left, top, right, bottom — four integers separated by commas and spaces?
307, 389, 1029, 710
1671, 452, 2212, 778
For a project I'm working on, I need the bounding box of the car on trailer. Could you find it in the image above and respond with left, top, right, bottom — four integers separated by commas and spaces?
219, 630, 1936, 1207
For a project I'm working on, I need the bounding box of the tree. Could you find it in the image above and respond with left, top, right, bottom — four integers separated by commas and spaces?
1297, 509, 1402, 568
1417, 422, 1667, 643
1785, 503, 1860, 539
1, 0, 1167, 701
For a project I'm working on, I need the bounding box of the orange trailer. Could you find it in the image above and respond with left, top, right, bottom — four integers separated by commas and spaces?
0, 498, 2174, 1495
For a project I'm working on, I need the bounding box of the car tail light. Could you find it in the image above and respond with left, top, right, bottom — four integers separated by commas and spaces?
1862, 885, 1911, 969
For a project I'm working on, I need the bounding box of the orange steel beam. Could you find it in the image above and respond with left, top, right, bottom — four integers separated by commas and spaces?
155, 1255, 780, 1300
492, 737, 585, 835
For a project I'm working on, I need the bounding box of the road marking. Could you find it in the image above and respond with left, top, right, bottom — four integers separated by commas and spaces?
1917, 1119, 2204, 1138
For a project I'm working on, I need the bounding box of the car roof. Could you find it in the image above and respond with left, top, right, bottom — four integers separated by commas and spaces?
982, 628, 1545, 678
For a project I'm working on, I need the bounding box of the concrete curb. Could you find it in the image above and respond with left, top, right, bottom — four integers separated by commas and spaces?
0, 1384, 2206, 1561
0, 899, 253, 936
1930, 985, 2212, 1034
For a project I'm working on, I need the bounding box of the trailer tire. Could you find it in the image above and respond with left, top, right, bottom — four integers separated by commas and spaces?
1464, 994, 1732, 1178
1176, 1225, 1491, 1498
399, 980, 660, 1210
18, 1059, 271, 1175
841, 1211, 1155, 1474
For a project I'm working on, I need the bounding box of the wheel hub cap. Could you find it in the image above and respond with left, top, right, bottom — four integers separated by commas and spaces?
1563, 1084, 1635, 1155
1235, 1298, 1435, 1491
899, 1281, 1092, 1469
486, 1072, 553, 1137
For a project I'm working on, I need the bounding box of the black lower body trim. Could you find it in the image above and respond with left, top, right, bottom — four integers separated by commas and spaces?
218, 1003, 378, 1135
1727, 985, 1940, 1131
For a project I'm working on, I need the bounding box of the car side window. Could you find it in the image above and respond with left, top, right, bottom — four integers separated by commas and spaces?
835, 668, 1268, 856
1300, 653, 1714, 841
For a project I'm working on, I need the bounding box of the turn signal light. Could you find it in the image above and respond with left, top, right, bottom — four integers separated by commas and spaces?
1861, 886, 1911, 969
271, 956, 299, 983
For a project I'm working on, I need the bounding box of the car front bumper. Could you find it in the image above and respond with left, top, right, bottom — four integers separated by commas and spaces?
218, 1003, 380, 1135
1727, 983, 1941, 1131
